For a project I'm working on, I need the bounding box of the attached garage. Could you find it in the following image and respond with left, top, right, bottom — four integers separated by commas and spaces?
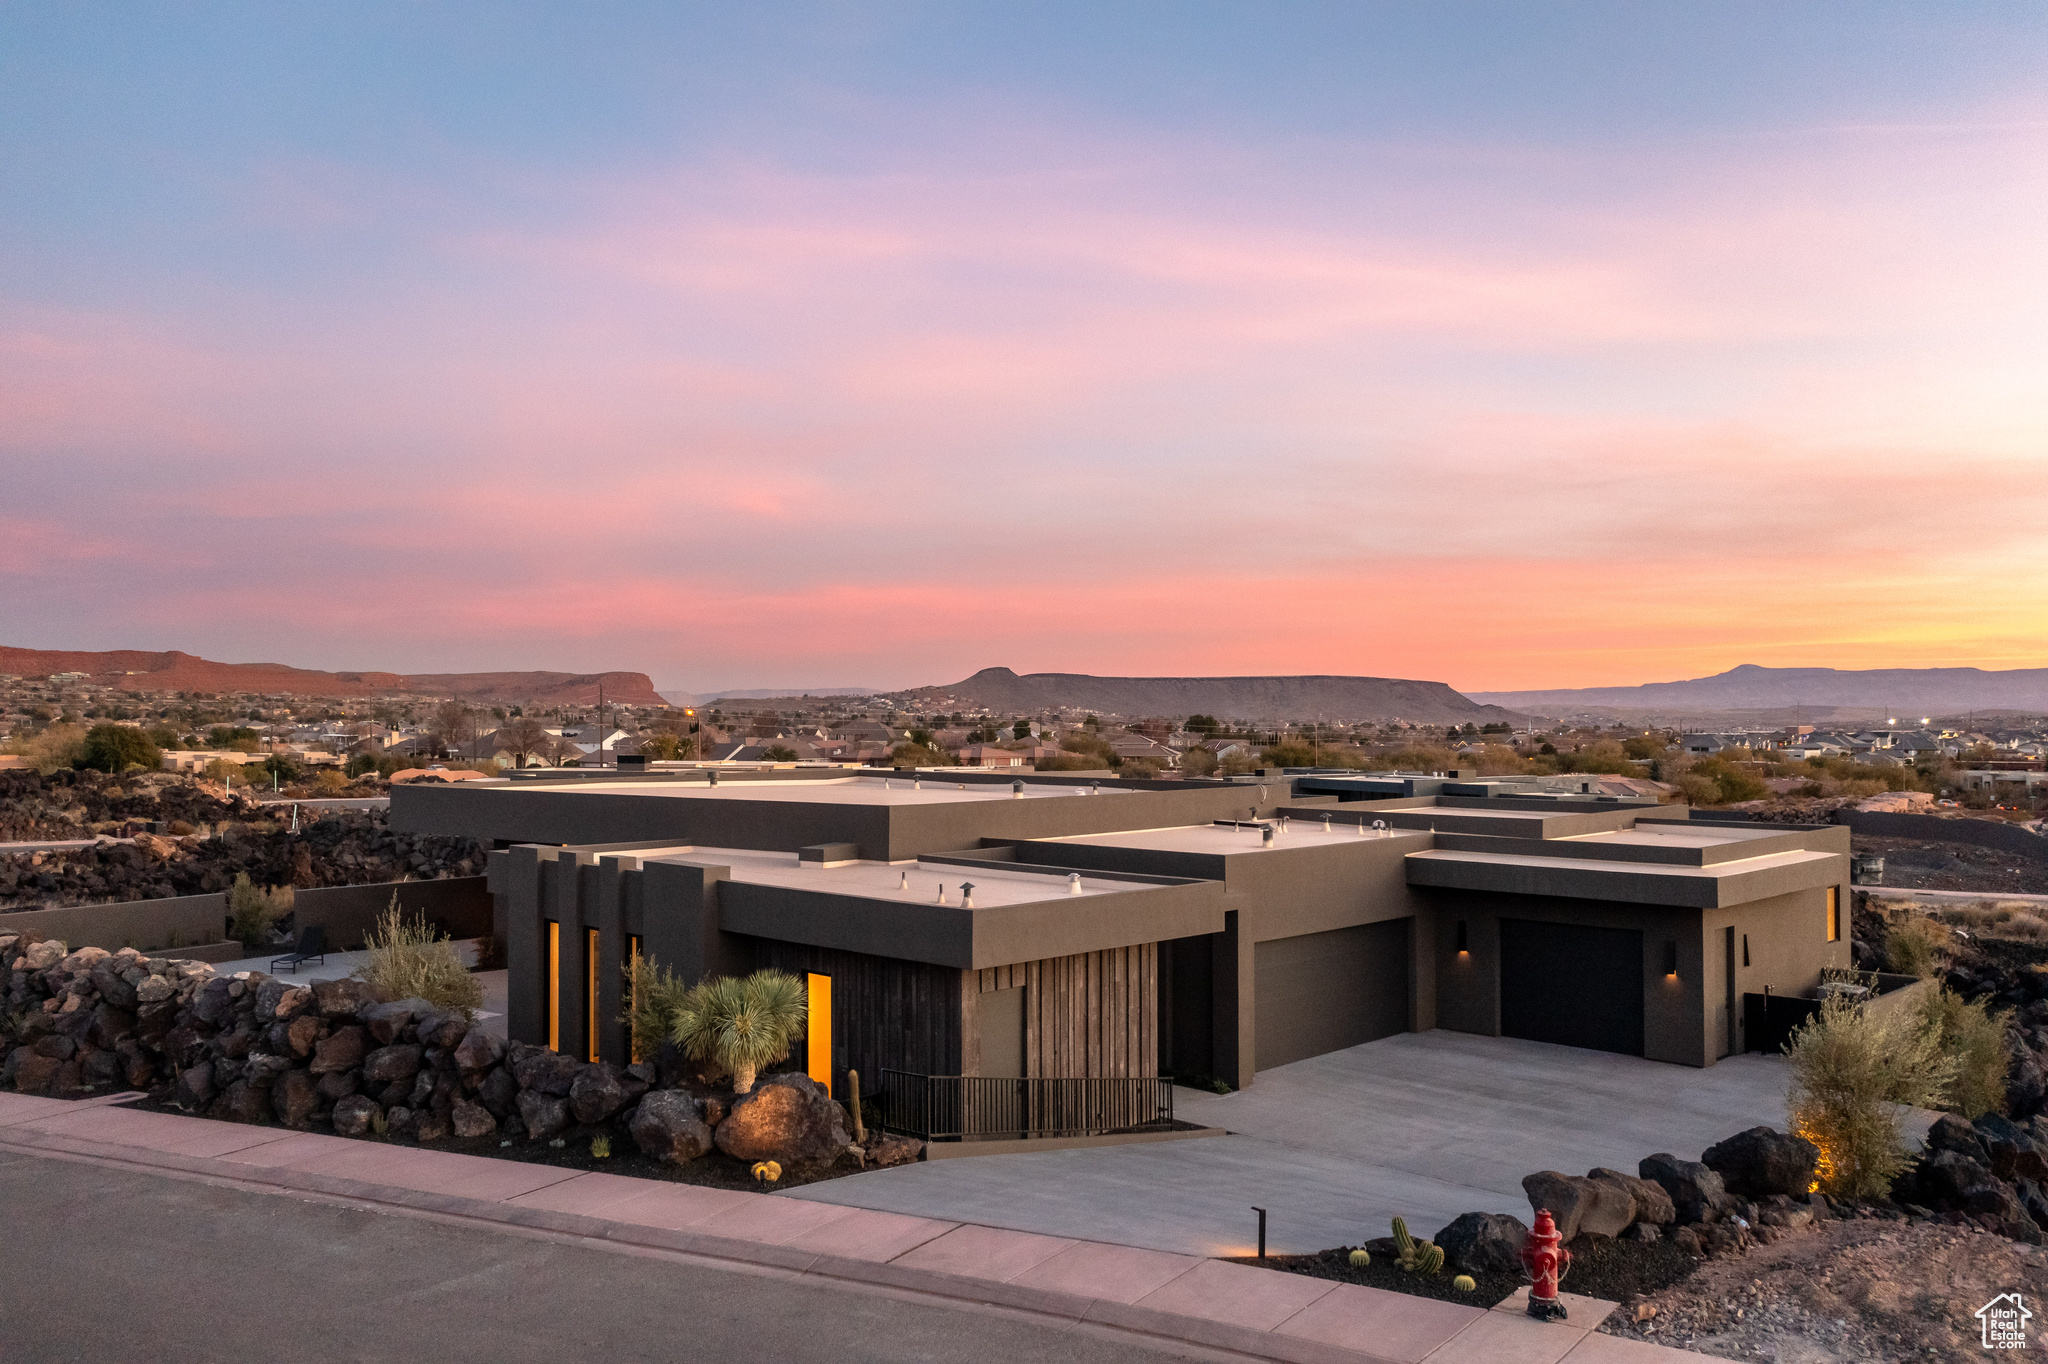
1498, 919, 1643, 1056
1254, 918, 1410, 1071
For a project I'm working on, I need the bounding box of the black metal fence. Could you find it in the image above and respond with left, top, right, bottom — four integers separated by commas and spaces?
878, 1071, 1174, 1141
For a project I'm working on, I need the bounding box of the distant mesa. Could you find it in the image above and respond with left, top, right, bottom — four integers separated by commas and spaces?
1471, 663, 2048, 719
0, 646, 662, 706
884, 667, 1523, 724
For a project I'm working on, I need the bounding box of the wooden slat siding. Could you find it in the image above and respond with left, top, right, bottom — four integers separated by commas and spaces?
973, 943, 1157, 1080
740, 936, 962, 1086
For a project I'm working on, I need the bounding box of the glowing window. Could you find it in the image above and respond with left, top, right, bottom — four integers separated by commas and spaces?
586, 928, 600, 1063
547, 921, 560, 1053
1826, 887, 1841, 942
807, 973, 832, 1090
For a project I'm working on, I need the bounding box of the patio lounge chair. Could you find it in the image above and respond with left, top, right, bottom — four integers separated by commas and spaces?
270, 924, 328, 975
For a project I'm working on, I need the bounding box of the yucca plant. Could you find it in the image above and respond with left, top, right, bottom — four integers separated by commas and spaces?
670, 969, 808, 1094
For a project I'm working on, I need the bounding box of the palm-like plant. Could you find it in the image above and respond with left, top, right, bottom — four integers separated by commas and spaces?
671, 969, 809, 1093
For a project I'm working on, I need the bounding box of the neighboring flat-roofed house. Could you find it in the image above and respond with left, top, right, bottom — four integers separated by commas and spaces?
955, 744, 1029, 768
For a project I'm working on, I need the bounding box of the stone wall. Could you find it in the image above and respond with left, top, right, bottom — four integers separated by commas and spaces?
0, 931, 912, 1173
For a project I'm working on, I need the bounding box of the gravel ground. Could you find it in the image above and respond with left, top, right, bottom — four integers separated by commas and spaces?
1852, 835, 2048, 896
1602, 1215, 2048, 1362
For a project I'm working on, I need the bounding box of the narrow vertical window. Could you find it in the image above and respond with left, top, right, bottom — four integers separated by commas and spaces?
587, 928, 600, 1063
1826, 887, 1841, 942
807, 973, 832, 1090
547, 921, 560, 1053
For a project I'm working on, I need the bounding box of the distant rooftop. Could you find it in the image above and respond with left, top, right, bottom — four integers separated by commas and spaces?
1040, 818, 1425, 856
489, 774, 1131, 807
626, 844, 1131, 906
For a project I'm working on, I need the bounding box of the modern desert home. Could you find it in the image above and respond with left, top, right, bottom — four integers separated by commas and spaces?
391, 769, 1849, 1105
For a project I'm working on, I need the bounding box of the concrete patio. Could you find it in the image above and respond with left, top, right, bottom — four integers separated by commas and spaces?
784, 1030, 1794, 1257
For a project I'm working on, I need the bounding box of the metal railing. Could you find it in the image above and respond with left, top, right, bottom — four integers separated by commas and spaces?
878, 1071, 1174, 1141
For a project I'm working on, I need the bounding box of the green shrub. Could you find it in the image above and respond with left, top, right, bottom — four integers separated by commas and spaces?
79, 723, 161, 774
623, 954, 691, 1063
1916, 984, 2009, 1119
352, 897, 483, 1017
227, 873, 293, 949
1786, 982, 1957, 1199
670, 969, 808, 1093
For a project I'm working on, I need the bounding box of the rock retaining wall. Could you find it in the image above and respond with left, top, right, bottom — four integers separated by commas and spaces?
0, 932, 917, 1172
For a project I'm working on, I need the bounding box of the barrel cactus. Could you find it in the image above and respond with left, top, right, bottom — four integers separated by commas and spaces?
1348, 1248, 1371, 1268
1452, 1274, 1476, 1292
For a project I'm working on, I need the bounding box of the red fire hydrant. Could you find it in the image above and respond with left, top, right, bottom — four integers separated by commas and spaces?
1519, 1209, 1571, 1321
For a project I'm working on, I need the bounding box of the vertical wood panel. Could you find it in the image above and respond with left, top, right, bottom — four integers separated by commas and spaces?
969, 942, 1161, 1079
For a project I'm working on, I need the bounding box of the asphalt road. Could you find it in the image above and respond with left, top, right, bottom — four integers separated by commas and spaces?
0, 1153, 1191, 1364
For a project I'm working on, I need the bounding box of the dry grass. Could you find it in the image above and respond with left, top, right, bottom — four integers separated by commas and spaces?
1884, 916, 1951, 977
351, 897, 483, 1017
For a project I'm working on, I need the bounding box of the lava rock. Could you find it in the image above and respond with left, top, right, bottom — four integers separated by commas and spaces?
213, 1080, 271, 1124
451, 1097, 497, 1138
1433, 1211, 1529, 1275
453, 1027, 504, 1075
412, 1009, 469, 1050
362, 1043, 423, 1084
1620, 1221, 1662, 1243
363, 999, 429, 1045
628, 1090, 713, 1165
1975, 1114, 2048, 1183
315, 1069, 359, 1103
331, 1093, 379, 1138
273, 1069, 320, 1129
310, 1025, 366, 1074
569, 1063, 631, 1125
1926, 1113, 1989, 1163
1589, 1167, 1676, 1225
476, 1065, 518, 1118
12, 1053, 61, 1095
1639, 1154, 1730, 1224
1702, 1126, 1820, 1199
516, 1091, 571, 1143
512, 1049, 582, 1097
1522, 1170, 1632, 1241
284, 1014, 325, 1058
713, 1073, 851, 1167
1917, 1149, 1998, 1207
312, 977, 378, 1019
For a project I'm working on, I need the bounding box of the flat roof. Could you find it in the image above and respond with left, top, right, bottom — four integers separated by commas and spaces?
489, 775, 1131, 808
1405, 847, 1838, 880
626, 844, 1135, 906
1561, 826, 1785, 850
1041, 819, 1426, 856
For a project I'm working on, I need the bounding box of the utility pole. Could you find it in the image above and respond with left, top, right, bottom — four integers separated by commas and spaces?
599, 682, 608, 768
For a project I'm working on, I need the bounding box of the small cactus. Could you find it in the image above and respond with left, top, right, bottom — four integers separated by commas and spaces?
1392, 1215, 1444, 1276
1452, 1274, 1476, 1292
1348, 1248, 1371, 1268
589, 1134, 611, 1159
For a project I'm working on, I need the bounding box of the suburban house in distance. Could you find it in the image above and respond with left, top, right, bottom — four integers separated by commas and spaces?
390, 770, 1850, 1102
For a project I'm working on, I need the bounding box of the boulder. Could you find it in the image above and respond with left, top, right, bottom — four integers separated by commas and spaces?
1522, 1170, 1632, 1242
312, 977, 379, 1019
1620, 1221, 1662, 1243
273, 1069, 320, 1129
1433, 1211, 1529, 1275
414, 1110, 452, 1143
1926, 1113, 1989, 1163
316, 1069, 360, 1103
413, 1009, 469, 1050
516, 1091, 571, 1143
362, 1044, 423, 1085
12, 1054, 60, 1095
476, 1065, 518, 1119
713, 1073, 851, 1167
1963, 1181, 2030, 1225
1589, 1167, 1676, 1225
453, 1027, 504, 1075
570, 1063, 631, 1125
866, 1133, 923, 1168
628, 1090, 714, 1165
330, 1094, 379, 1138
1701, 1127, 1820, 1199
310, 1025, 366, 1074
384, 1105, 416, 1139
284, 1014, 325, 1058
1917, 1149, 1997, 1207
451, 1098, 497, 1138
512, 1049, 582, 1097
242, 1053, 294, 1087
363, 999, 429, 1045
1975, 1114, 2048, 1183
214, 1080, 272, 1124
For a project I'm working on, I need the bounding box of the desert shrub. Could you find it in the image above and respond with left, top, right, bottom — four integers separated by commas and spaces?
1916, 984, 2010, 1119
227, 873, 293, 949
1180, 749, 1219, 778
1786, 981, 1958, 1199
1032, 751, 1107, 771
3, 724, 88, 776
1886, 916, 1951, 977
1675, 772, 1720, 806
313, 769, 350, 795
624, 954, 691, 1063
79, 723, 161, 774
888, 742, 955, 767
352, 897, 483, 1017
670, 969, 808, 1093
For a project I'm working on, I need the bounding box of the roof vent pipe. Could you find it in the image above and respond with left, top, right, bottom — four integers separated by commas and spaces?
1261, 825, 1275, 847
959, 881, 975, 908
1012, 780, 1024, 798
1322, 814, 1332, 833
914, 777, 922, 790
709, 770, 719, 786
1374, 820, 1388, 838
898, 871, 909, 891
1068, 872, 1082, 895
935, 883, 947, 904
1091, 781, 1099, 795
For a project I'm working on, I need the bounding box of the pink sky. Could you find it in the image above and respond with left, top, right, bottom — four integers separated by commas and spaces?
5, 20, 2047, 693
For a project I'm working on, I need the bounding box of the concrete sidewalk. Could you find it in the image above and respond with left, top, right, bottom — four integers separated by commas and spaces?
0, 1092, 1687, 1364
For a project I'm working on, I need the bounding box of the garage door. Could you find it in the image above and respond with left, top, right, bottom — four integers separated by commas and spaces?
1255, 919, 1410, 1071
1499, 920, 1643, 1056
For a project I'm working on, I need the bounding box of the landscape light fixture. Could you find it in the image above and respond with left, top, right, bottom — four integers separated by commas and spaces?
1455, 920, 1469, 954
1663, 940, 1679, 976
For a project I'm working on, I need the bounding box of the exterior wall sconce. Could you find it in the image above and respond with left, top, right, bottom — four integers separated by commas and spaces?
1455, 920, 1469, 954
1663, 940, 1680, 976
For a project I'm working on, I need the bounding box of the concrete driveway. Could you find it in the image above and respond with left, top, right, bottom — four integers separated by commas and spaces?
784, 1030, 1793, 1257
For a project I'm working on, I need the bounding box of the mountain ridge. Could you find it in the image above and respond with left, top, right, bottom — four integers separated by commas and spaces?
1471, 664, 2048, 718
884, 667, 1525, 724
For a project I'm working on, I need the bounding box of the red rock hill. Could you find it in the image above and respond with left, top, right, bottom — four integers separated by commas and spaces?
0, 648, 662, 706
